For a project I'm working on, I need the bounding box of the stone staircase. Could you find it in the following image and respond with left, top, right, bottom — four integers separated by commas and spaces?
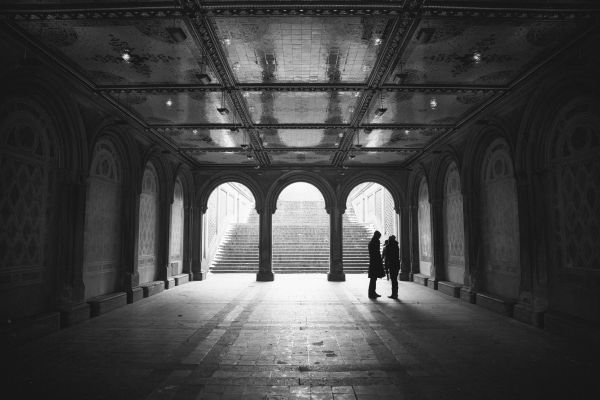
210, 201, 374, 274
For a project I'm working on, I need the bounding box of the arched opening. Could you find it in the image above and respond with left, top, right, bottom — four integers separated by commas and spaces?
137, 162, 160, 284
443, 162, 466, 284
417, 177, 433, 277
168, 179, 185, 277
344, 182, 398, 273
205, 182, 257, 273
272, 182, 329, 273
480, 138, 520, 300
83, 140, 122, 299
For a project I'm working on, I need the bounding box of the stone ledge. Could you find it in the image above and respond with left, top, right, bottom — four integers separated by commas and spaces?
460, 287, 476, 303
513, 303, 544, 327
87, 292, 127, 317
174, 273, 190, 286
140, 281, 165, 298
476, 292, 515, 317
165, 277, 175, 289
413, 273, 428, 286
0, 311, 61, 346
60, 302, 91, 328
544, 312, 600, 349
438, 281, 462, 298
426, 279, 438, 290
127, 286, 143, 303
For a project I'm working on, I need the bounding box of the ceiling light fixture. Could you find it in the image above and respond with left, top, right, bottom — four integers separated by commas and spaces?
354, 91, 360, 98
223, 38, 231, 46
472, 51, 482, 64
243, 91, 250, 98
338, 132, 344, 138
374, 38, 382, 46
121, 50, 131, 63
192, 129, 198, 135
374, 91, 387, 119
232, 62, 240, 71
165, 98, 174, 108
166, 27, 187, 43
429, 97, 438, 110
404, 129, 410, 135
217, 91, 230, 115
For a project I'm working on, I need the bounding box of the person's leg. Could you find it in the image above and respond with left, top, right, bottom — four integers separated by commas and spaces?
390, 271, 398, 298
368, 278, 376, 297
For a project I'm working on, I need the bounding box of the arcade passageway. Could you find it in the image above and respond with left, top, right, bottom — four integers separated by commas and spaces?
5, 274, 598, 400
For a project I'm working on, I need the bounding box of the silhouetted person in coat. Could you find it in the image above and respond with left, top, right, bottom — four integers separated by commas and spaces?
382, 239, 389, 280
385, 235, 400, 299
368, 230, 384, 298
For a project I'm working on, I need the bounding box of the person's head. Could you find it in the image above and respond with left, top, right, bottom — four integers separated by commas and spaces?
389, 235, 396, 243
384, 240, 388, 245
373, 230, 381, 240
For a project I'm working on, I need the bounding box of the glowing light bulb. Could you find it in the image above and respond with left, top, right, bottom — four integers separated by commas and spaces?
429, 97, 438, 110
192, 129, 198, 135
374, 38, 382, 46
121, 51, 131, 63
473, 51, 482, 64
166, 98, 173, 108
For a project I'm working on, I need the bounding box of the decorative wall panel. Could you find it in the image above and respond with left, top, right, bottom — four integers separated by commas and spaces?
83, 140, 122, 298
169, 180, 184, 276
551, 104, 600, 271
481, 139, 520, 299
417, 178, 432, 276
137, 163, 159, 284
443, 162, 465, 284
0, 100, 57, 319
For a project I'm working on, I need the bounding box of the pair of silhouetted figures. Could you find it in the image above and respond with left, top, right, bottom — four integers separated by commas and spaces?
368, 230, 400, 299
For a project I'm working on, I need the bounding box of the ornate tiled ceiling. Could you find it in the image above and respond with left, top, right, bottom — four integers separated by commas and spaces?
2, 1, 594, 167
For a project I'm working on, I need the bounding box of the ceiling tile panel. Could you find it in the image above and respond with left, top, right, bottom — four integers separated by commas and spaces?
213, 16, 391, 83
356, 128, 448, 148
18, 19, 218, 85
269, 151, 334, 165
245, 91, 358, 124
389, 19, 584, 85
346, 151, 415, 165
363, 91, 494, 125
186, 151, 257, 165
111, 92, 235, 125
261, 128, 343, 148
160, 128, 246, 149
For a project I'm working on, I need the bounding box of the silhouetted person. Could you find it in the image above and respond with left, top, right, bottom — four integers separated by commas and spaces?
385, 235, 400, 299
368, 230, 384, 298
382, 239, 389, 280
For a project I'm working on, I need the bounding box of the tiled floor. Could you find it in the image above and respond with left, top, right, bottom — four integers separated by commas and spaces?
5, 274, 599, 399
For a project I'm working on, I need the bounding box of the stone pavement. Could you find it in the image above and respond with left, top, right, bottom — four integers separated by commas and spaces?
4, 274, 599, 399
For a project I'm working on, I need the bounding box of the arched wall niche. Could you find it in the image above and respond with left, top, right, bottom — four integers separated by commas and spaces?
137, 161, 160, 284
197, 171, 263, 214
338, 171, 404, 213
266, 171, 335, 214
82, 138, 123, 299
0, 92, 73, 320
532, 93, 600, 323
416, 176, 433, 277
442, 161, 466, 284
479, 137, 521, 300
169, 178, 185, 276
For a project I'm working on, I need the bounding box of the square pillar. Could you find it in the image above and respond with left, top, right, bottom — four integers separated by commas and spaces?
327, 207, 345, 281
257, 209, 274, 281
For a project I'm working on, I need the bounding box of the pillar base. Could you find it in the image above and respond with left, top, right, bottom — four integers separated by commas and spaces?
327, 272, 346, 282
192, 271, 208, 281
256, 271, 274, 281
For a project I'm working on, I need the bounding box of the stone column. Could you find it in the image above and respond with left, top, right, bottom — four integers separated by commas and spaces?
190, 206, 205, 280
182, 204, 192, 276
327, 206, 345, 281
460, 190, 478, 303
257, 208, 274, 281
408, 204, 419, 280
429, 197, 444, 288
158, 197, 172, 282
56, 170, 88, 325
124, 187, 141, 302
399, 205, 411, 281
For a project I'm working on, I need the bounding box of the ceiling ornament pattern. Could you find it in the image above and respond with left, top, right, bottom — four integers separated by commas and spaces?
3, 1, 596, 167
